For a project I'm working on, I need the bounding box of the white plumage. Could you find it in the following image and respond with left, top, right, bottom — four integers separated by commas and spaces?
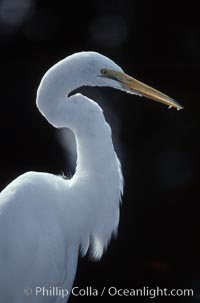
0, 51, 181, 302
0, 52, 123, 302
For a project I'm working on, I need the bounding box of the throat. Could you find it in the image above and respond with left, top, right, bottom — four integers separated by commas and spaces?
62, 110, 123, 260
74, 122, 116, 176
68, 121, 122, 260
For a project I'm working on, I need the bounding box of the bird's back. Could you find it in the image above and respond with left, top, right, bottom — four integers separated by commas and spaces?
0, 171, 78, 302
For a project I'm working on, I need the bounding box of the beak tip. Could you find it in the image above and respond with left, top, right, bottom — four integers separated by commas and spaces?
177, 106, 184, 111
167, 97, 183, 111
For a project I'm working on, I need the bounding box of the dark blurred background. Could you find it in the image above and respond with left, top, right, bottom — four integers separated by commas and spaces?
0, 0, 200, 302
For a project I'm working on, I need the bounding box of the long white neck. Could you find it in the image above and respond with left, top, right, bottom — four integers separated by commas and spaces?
36, 54, 123, 259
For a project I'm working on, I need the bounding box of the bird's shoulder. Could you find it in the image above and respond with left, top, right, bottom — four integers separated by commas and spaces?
0, 171, 70, 210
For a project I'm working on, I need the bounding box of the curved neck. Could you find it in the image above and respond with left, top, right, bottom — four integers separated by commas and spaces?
36, 54, 123, 259
37, 79, 116, 178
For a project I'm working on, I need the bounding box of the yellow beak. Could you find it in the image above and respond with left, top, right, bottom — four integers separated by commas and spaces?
102, 69, 183, 110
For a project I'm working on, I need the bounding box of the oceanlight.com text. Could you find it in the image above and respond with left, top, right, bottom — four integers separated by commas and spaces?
24, 285, 194, 299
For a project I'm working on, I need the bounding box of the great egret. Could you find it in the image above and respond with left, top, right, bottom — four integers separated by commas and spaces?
0, 52, 182, 302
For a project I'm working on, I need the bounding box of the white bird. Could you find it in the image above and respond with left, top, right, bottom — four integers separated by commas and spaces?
0, 52, 182, 302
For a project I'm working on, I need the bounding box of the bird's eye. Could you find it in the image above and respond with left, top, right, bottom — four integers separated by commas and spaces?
101, 69, 108, 76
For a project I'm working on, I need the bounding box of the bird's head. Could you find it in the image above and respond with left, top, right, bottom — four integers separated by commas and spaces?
36, 51, 183, 129
81, 51, 183, 110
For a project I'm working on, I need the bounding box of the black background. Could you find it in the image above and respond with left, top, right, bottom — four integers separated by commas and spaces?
0, 0, 200, 302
